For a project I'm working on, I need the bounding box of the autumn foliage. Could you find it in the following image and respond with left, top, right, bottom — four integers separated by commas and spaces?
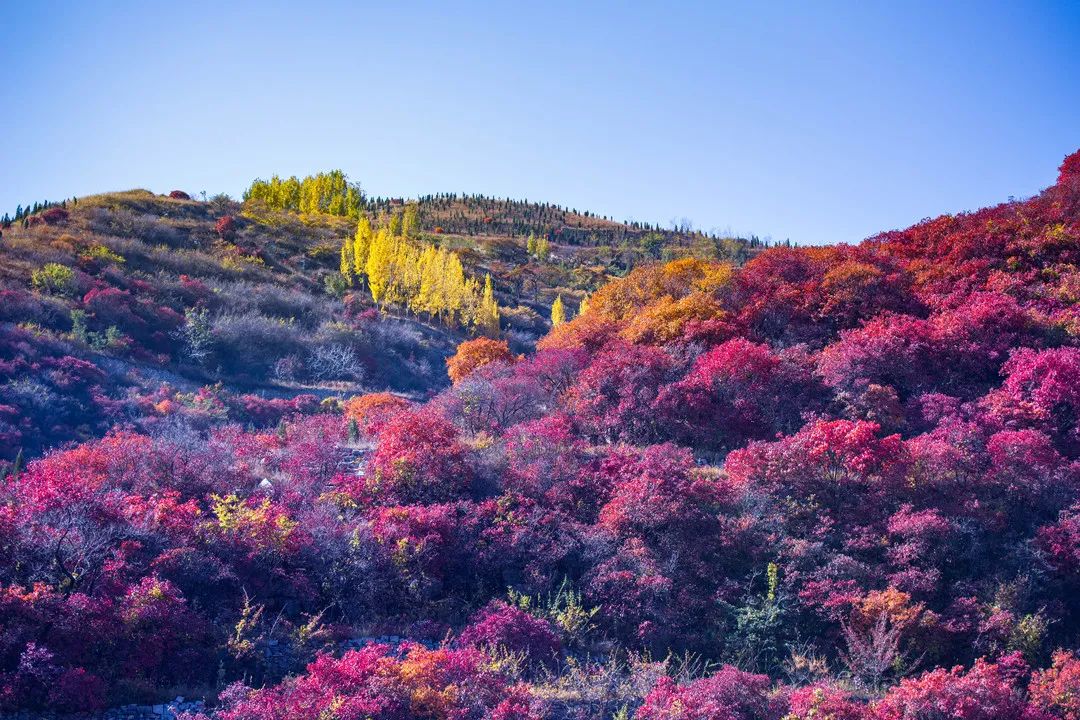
0, 151, 1079, 716
446, 337, 517, 383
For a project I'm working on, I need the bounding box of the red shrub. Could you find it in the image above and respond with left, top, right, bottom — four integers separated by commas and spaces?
370, 409, 472, 504
1030, 650, 1080, 720
458, 601, 561, 662
216, 215, 236, 240
217, 644, 533, 720
40, 207, 69, 225
636, 665, 773, 720
784, 685, 865, 720
565, 341, 674, 444
47, 668, 106, 711
874, 656, 1043, 720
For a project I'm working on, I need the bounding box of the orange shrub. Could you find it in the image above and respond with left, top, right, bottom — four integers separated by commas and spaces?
445, 337, 517, 383
344, 392, 411, 434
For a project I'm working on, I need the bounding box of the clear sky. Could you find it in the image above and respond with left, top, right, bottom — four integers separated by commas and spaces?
1, 1, 1077, 245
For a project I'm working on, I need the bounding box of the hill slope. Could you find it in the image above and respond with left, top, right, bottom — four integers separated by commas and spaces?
0, 152, 1076, 716
0, 183, 760, 460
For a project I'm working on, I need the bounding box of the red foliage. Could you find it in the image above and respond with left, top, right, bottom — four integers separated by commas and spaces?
217, 644, 535, 720
40, 207, 69, 224
370, 409, 472, 503
458, 600, 561, 662
636, 666, 773, 720
565, 341, 674, 443
656, 338, 819, 449
985, 347, 1080, 453
874, 655, 1044, 720
216, 215, 236, 240
1059, 149, 1080, 185
168, 190, 192, 200
597, 443, 717, 541
725, 419, 907, 526
1036, 505, 1080, 576
1030, 650, 1080, 720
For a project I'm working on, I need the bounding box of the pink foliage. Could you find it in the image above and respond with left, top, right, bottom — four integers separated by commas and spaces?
637, 666, 773, 720
458, 601, 561, 662
874, 655, 1045, 720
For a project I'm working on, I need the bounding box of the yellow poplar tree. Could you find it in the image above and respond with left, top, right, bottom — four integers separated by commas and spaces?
444, 253, 468, 325
551, 294, 566, 326
366, 227, 395, 305
414, 245, 440, 317
340, 239, 355, 283
462, 276, 481, 328
353, 215, 373, 278
476, 274, 500, 336
402, 202, 420, 237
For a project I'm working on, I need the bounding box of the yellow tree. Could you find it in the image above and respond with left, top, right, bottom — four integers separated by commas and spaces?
445, 252, 468, 325
283, 176, 301, 211
393, 241, 422, 310
551, 294, 566, 326
340, 237, 355, 283
462, 276, 481, 328
402, 202, 420, 237
299, 178, 320, 215
366, 227, 394, 305
414, 245, 440, 318
352, 215, 373, 279
476, 274, 500, 336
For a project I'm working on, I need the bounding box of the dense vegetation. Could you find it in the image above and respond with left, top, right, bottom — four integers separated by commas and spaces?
0, 151, 1078, 718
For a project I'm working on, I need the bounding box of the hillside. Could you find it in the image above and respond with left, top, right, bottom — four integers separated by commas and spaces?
0, 151, 1077, 719
0, 182, 761, 461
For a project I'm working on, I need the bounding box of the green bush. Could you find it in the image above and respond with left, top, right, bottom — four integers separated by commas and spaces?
31, 263, 76, 295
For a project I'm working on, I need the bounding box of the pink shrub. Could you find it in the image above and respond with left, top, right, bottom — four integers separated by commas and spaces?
458, 600, 561, 663
636, 666, 773, 720
874, 656, 1044, 720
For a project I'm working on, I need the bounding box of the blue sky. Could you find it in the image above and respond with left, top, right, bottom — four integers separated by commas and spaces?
1, 1, 1077, 245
